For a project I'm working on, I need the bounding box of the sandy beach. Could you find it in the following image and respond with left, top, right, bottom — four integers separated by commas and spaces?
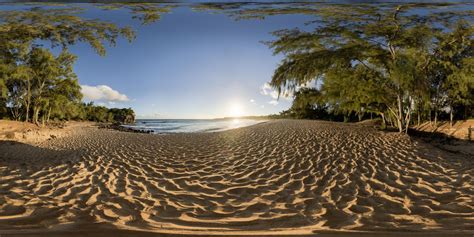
0, 120, 473, 236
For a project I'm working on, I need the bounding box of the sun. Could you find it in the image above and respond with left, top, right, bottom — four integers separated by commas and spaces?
228, 103, 244, 117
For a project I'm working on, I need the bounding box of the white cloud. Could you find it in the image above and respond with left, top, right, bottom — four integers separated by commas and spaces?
268, 100, 279, 106
260, 83, 293, 101
260, 83, 279, 99
81, 85, 129, 102
260, 105, 265, 108
250, 99, 255, 103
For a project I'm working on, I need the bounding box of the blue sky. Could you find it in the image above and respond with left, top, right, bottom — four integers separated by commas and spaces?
7, 3, 469, 119
46, 5, 314, 119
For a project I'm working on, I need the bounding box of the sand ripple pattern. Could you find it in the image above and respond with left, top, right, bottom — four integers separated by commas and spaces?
0, 120, 473, 233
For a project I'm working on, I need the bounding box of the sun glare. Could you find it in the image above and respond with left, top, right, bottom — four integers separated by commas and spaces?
229, 103, 244, 118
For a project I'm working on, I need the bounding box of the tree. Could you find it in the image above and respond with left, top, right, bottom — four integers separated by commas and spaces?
287, 88, 329, 119
0, 7, 135, 123
78, 102, 134, 124
0, 7, 135, 57
43, 69, 82, 123
428, 21, 474, 127
264, 4, 472, 132
107, 108, 135, 124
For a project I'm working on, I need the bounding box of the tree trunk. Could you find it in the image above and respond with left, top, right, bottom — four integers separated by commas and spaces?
25, 101, 30, 122
344, 111, 350, 123
33, 105, 40, 125
397, 94, 404, 133
429, 109, 432, 127
450, 107, 454, 128
404, 97, 413, 133
46, 107, 51, 124
381, 112, 386, 130
405, 111, 411, 134
33, 81, 46, 125
11, 107, 20, 121
434, 109, 438, 128
10, 110, 15, 120
24, 79, 31, 123
417, 111, 421, 127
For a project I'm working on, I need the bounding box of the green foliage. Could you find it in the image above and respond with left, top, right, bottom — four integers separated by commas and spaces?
265, 4, 473, 132
282, 88, 331, 120
0, 6, 137, 125
98, 3, 175, 25
431, 21, 474, 112
108, 107, 136, 124
82, 102, 135, 124
0, 7, 135, 57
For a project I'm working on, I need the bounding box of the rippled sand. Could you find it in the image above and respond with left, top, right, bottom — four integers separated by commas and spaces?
0, 120, 473, 236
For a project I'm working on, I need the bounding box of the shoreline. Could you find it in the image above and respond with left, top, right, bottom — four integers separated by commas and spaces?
118, 119, 270, 135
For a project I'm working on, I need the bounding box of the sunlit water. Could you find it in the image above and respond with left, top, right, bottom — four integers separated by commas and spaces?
122, 119, 266, 134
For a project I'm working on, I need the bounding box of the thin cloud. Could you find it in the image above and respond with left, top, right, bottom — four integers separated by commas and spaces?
260, 83, 279, 99
260, 83, 292, 101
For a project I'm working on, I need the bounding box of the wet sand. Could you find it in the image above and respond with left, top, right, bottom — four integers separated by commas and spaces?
0, 120, 473, 236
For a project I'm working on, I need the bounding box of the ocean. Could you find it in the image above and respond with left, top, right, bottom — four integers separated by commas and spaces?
122, 119, 266, 134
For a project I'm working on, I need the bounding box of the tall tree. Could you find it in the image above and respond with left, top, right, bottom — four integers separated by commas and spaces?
265, 4, 472, 132
429, 21, 474, 127
0, 7, 135, 123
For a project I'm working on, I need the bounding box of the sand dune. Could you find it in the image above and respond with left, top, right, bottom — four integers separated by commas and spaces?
0, 120, 473, 235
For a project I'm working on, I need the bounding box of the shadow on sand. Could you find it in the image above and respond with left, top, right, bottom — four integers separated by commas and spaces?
408, 129, 474, 157
0, 141, 81, 170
